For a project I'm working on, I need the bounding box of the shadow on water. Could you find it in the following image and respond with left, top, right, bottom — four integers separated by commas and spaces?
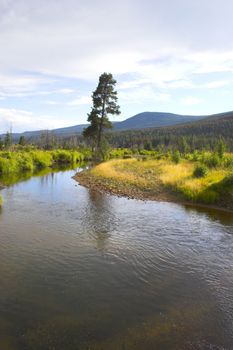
183, 203, 233, 226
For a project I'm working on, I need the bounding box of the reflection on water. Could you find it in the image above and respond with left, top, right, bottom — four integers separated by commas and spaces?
0, 163, 86, 186
0, 169, 233, 349
184, 203, 233, 227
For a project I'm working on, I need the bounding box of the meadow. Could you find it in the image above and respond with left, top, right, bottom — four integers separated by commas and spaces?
77, 150, 233, 211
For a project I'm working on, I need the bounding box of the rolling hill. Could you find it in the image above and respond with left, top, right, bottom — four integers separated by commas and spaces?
108, 111, 233, 150
113, 111, 207, 130
1, 111, 212, 141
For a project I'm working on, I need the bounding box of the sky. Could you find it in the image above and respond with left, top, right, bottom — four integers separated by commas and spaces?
0, 0, 233, 133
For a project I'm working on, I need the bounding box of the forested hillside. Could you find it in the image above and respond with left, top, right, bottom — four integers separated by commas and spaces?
0, 111, 216, 141
107, 111, 233, 151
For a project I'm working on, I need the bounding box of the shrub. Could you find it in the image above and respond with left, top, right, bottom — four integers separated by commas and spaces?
31, 151, 52, 169
203, 153, 220, 168
0, 149, 85, 176
17, 153, 34, 172
191, 151, 201, 162
217, 140, 226, 159
193, 165, 208, 178
109, 148, 133, 159
52, 150, 72, 164
223, 155, 233, 169
171, 150, 181, 164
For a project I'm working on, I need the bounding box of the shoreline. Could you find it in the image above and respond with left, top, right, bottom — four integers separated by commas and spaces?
74, 171, 233, 214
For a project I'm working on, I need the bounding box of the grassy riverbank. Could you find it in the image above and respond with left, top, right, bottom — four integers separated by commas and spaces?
0, 149, 84, 175
76, 155, 233, 211
0, 149, 86, 206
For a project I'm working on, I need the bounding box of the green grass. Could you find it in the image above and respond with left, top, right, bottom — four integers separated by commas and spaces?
0, 150, 86, 205
0, 149, 84, 175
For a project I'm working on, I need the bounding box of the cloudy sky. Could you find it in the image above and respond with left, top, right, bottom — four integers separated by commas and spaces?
0, 0, 233, 132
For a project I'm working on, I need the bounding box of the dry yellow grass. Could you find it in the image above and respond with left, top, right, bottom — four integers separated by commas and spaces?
90, 159, 161, 190
90, 159, 227, 194
77, 158, 233, 208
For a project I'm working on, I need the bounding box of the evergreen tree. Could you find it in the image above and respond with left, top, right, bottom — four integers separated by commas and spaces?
4, 131, 12, 148
19, 135, 26, 146
217, 139, 226, 159
83, 73, 120, 158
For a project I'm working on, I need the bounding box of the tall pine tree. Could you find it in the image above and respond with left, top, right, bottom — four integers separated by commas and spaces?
83, 73, 120, 158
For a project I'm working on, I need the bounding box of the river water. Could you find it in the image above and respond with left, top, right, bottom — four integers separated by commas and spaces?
0, 168, 233, 349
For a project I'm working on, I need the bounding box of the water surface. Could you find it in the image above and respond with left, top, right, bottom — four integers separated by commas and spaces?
1, 168, 233, 349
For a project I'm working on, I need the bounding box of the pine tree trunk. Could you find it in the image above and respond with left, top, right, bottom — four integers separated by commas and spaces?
96, 91, 106, 158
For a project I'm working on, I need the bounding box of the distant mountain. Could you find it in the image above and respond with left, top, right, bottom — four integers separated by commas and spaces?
1, 111, 232, 141
114, 112, 207, 130
4, 123, 89, 141
167, 110, 233, 135
108, 111, 233, 150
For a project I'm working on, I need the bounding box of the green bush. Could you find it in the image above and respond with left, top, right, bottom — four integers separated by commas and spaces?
171, 150, 181, 164
203, 153, 220, 168
52, 150, 84, 164
52, 150, 72, 164
31, 151, 53, 169
193, 165, 208, 178
17, 153, 34, 172
109, 148, 133, 159
223, 155, 233, 169
191, 151, 201, 162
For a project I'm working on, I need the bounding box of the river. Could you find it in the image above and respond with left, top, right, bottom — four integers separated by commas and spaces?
0, 168, 233, 349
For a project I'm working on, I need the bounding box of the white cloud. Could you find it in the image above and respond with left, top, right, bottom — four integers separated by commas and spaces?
119, 86, 171, 105
118, 79, 150, 90
167, 80, 194, 89
0, 73, 77, 97
0, 108, 68, 133
180, 97, 201, 106
56, 88, 75, 94
68, 96, 91, 106
203, 80, 232, 89
1, 0, 233, 81
0, 73, 51, 97
45, 100, 59, 105
191, 52, 233, 74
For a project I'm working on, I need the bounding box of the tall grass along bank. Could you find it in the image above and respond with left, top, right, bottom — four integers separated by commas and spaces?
0, 150, 85, 204
0, 150, 84, 176
75, 157, 233, 212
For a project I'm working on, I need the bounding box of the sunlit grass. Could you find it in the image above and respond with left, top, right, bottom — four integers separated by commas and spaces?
0, 149, 84, 175
86, 157, 233, 207
158, 161, 193, 185
90, 159, 161, 190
